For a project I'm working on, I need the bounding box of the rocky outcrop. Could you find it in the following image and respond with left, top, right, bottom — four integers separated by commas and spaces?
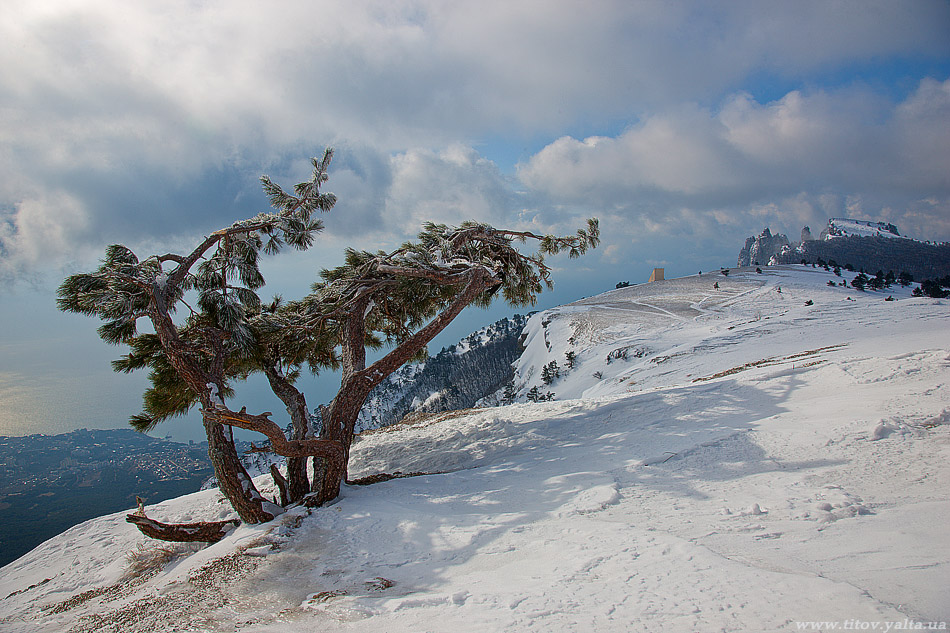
737, 228, 791, 267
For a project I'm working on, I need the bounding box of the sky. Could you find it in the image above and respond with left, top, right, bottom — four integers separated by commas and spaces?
1, 0, 949, 442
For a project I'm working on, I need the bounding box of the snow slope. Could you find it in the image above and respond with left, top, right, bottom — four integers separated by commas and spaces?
1, 265, 949, 632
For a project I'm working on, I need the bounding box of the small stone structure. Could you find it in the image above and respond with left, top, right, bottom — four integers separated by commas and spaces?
648, 268, 665, 282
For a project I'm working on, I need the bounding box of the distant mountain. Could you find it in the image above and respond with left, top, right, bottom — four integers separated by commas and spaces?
739, 218, 950, 279
354, 315, 529, 432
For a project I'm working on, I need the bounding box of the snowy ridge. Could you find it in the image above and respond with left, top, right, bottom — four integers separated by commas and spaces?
355, 315, 527, 432
512, 267, 883, 402
2, 266, 949, 632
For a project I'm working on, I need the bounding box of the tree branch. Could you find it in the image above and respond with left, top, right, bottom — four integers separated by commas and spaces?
375, 263, 479, 284
201, 406, 345, 461
270, 464, 290, 507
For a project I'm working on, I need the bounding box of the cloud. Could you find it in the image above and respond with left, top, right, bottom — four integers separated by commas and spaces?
4, 0, 947, 159
1, 1, 948, 282
383, 145, 521, 232
517, 80, 950, 247
0, 193, 90, 284
255, 143, 529, 246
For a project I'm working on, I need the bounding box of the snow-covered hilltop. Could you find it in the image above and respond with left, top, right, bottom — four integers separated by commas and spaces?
2, 266, 949, 632
820, 218, 901, 240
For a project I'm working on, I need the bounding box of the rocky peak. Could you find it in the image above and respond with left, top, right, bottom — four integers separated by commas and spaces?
737, 228, 791, 267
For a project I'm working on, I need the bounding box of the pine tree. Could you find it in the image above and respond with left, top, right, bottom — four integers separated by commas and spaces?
502, 380, 517, 405
851, 273, 869, 291
869, 271, 886, 291
919, 279, 950, 298
526, 386, 541, 402
541, 360, 560, 385
58, 150, 600, 539
59, 150, 337, 528
565, 350, 577, 369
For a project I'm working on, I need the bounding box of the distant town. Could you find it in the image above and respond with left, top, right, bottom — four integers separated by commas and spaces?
0, 428, 217, 568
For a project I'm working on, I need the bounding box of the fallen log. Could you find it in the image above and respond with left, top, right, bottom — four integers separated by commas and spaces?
347, 471, 437, 486
126, 497, 239, 543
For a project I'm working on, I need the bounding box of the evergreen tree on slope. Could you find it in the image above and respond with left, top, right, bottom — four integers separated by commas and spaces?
58, 150, 599, 540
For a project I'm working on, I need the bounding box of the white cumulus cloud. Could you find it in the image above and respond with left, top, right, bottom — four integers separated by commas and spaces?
518, 81, 950, 240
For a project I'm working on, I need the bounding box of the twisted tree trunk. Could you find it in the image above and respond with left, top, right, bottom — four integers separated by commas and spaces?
203, 417, 276, 523
263, 363, 313, 503
147, 290, 275, 524
312, 268, 499, 504
126, 497, 240, 543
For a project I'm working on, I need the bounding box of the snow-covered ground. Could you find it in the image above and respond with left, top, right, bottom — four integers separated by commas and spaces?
1, 265, 948, 632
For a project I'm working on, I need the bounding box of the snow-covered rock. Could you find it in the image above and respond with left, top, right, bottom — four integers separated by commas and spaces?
742, 219, 950, 279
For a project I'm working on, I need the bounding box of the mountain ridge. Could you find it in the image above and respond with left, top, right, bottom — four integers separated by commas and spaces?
739, 218, 950, 279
